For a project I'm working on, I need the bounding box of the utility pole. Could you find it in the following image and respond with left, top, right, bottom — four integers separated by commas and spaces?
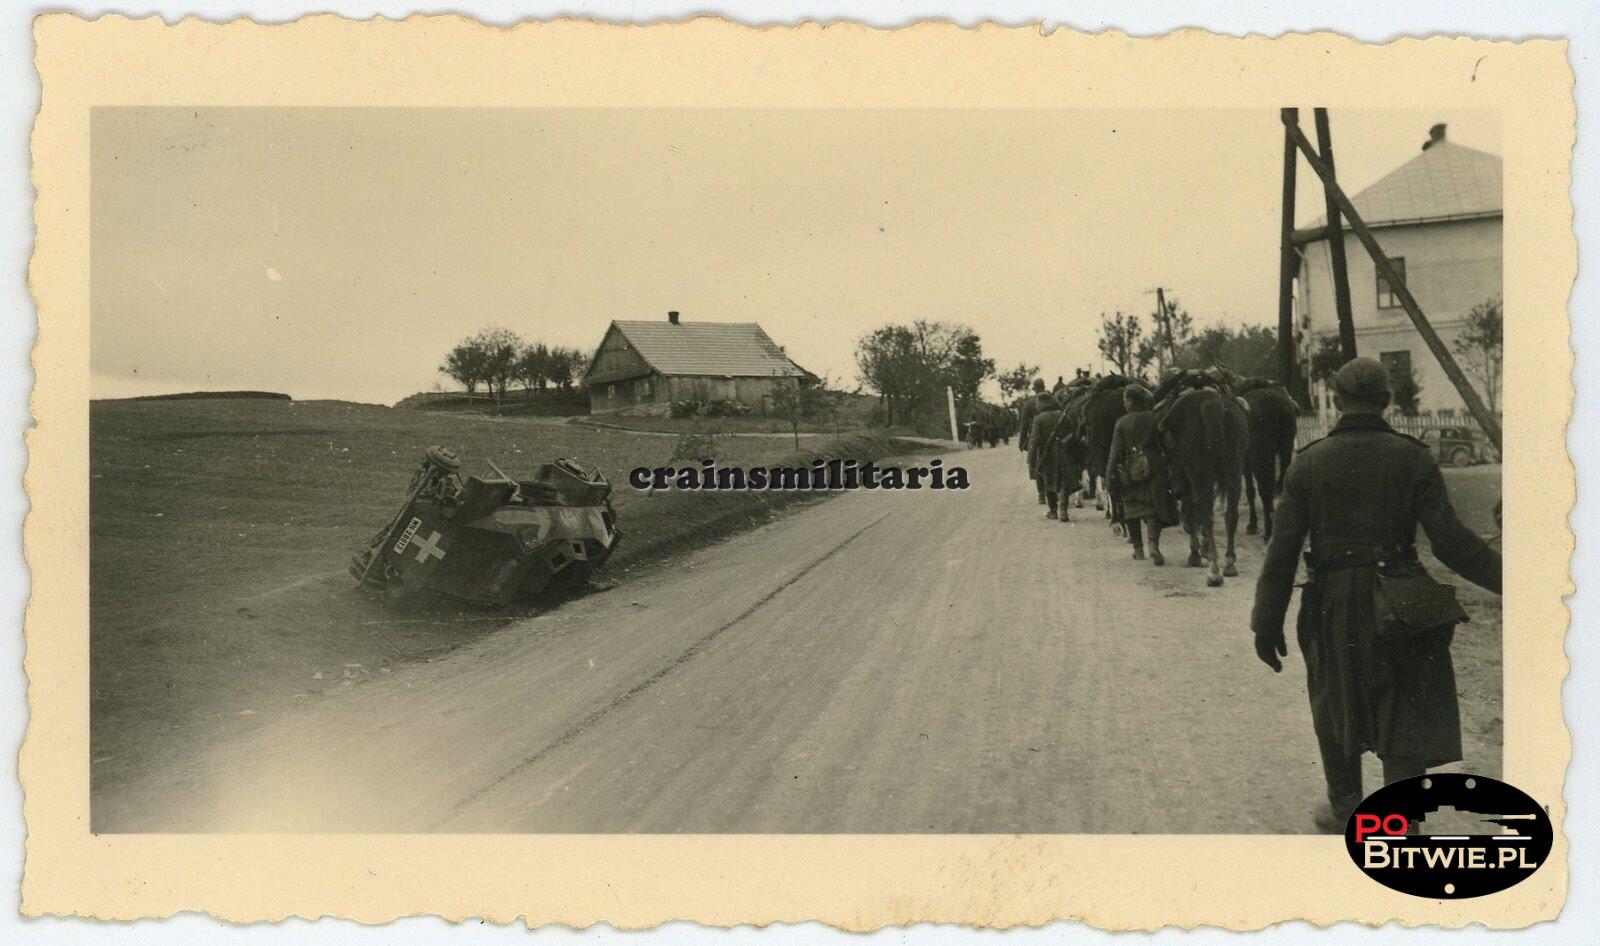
1154, 286, 1169, 376
1281, 111, 1502, 453
946, 385, 961, 446
1276, 108, 1299, 395
1314, 108, 1358, 362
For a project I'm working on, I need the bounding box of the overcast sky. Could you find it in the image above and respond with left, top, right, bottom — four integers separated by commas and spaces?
90, 107, 1500, 404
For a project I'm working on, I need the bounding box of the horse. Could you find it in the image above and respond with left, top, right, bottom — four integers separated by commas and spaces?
1080, 376, 1134, 525
1158, 385, 1250, 587
1052, 381, 1097, 507
1236, 379, 1299, 540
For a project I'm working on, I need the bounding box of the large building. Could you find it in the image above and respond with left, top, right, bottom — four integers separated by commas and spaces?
1295, 124, 1501, 416
582, 311, 814, 415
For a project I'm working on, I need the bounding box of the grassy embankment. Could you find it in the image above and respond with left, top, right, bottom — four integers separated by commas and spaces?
89, 397, 920, 804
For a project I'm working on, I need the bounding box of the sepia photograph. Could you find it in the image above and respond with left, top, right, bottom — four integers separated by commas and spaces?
21, 14, 1577, 930
85, 105, 1505, 834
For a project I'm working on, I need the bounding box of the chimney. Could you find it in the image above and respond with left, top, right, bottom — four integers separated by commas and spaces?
667, 310, 680, 325
1422, 123, 1447, 151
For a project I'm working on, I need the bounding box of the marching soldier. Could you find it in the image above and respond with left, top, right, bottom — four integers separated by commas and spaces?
1250, 357, 1501, 832
1017, 378, 1049, 504
1026, 391, 1074, 519
1104, 383, 1168, 564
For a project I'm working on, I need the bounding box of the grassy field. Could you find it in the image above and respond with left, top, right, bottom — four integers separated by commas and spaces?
89, 397, 919, 806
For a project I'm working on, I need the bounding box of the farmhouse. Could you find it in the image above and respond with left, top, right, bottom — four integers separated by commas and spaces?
582, 312, 815, 415
1295, 123, 1501, 415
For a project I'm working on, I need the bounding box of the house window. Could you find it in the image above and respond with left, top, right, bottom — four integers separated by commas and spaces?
1376, 256, 1406, 309
1379, 350, 1412, 385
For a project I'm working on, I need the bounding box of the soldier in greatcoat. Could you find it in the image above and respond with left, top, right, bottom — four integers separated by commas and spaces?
1028, 393, 1087, 521
1250, 358, 1501, 832
1016, 378, 1049, 503
1104, 383, 1168, 563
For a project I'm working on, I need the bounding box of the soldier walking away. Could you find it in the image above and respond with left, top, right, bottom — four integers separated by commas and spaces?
1016, 378, 1049, 504
1249, 358, 1501, 834
1105, 384, 1168, 564
1025, 391, 1072, 519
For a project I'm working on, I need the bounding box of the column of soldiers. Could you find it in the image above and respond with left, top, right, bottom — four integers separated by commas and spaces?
1019, 357, 1501, 832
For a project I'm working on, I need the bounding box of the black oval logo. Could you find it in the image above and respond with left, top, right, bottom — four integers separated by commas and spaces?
1345, 773, 1552, 899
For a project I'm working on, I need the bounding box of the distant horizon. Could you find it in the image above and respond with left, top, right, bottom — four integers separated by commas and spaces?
91, 107, 1501, 406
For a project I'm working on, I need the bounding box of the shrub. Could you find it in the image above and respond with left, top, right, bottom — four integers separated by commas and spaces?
702, 399, 753, 418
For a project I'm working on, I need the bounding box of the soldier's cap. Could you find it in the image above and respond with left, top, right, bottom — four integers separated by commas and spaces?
1334, 356, 1391, 403
1032, 378, 1046, 392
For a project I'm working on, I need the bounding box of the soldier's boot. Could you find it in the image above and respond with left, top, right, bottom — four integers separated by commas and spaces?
1313, 800, 1357, 835
1149, 524, 1165, 566
1315, 742, 1366, 834
1129, 520, 1145, 560
1045, 493, 1059, 520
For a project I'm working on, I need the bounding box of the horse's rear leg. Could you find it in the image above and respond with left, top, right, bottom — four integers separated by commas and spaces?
1244, 470, 1259, 535
1204, 516, 1223, 587
1185, 505, 1203, 568
1222, 482, 1240, 578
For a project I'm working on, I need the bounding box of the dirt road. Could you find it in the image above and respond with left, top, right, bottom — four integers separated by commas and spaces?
104, 446, 1499, 833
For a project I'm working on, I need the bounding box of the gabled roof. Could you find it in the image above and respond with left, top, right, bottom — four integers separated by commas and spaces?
1300, 140, 1502, 239
585, 320, 812, 381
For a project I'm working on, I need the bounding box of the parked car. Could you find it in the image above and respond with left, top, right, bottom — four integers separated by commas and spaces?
1418, 425, 1489, 466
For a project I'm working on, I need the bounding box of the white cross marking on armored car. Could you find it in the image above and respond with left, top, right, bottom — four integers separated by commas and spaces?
411, 529, 447, 563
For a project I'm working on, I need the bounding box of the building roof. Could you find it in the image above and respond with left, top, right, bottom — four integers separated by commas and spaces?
1299, 139, 1502, 240
587, 319, 812, 381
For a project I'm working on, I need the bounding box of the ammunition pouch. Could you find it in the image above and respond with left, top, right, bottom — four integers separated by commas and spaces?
1126, 446, 1153, 485
1304, 545, 1468, 641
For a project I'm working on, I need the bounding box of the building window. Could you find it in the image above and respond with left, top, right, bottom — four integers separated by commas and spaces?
1376, 256, 1406, 309
1379, 350, 1412, 385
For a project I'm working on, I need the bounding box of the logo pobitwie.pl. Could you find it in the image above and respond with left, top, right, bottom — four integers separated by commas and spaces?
1345, 774, 1552, 899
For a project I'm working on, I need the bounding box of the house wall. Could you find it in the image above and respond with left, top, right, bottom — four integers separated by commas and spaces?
1298, 216, 1501, 414
664, 376, 800, 416
588, 372, 663, 413
586, 327, 653, 384
588, 373, 803, 416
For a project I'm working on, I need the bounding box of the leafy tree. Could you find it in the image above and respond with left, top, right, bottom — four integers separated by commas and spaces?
1306, 335, 1345, 383
548, 346, 587, 391
470, 326, 523, 399
947, 331, 996, 410
854, 320, 986, 426
1453, 295, 1503, 415
1097, 310, 1151, 379
1176, 323, 1278, 380
1390, 361, 1423, 416
441, 340, 491, 395
996, 363, 1040, 405
517, 342, 552, 394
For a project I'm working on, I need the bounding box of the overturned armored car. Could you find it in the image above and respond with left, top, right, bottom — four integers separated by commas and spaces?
351, 446, 619, 607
